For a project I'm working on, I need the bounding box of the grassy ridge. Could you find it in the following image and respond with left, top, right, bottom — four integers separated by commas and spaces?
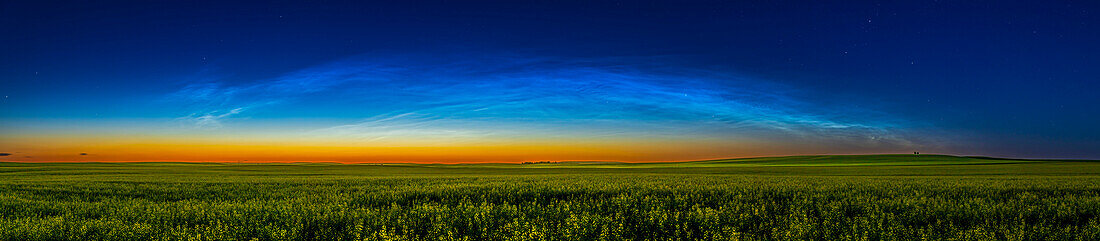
1, 155, 1099, 240
689, 154, 1038, 166
439, 154, 1043, 168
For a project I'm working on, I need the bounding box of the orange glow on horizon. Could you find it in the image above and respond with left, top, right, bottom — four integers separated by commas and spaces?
0, 133, 778, 163
0, 131, 919, 163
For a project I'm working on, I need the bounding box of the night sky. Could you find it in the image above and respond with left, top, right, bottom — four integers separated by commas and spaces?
2, 1, 1098, 162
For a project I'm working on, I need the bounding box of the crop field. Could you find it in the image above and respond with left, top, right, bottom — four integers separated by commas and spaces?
2, 155, 1100, 240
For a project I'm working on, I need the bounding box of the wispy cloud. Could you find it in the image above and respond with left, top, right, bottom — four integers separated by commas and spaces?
167, 59, 405, 127
305, 112, 504, 145
177, 108, 244, 128
164, 52, 926, 150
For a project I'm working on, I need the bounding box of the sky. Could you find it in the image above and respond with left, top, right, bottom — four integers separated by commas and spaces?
1, 0, 1098, 162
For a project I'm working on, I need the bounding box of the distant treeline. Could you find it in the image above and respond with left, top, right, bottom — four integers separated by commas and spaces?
521, 161, 558, 164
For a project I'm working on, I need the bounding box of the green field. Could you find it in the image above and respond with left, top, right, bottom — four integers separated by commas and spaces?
2, 154, 1100, 240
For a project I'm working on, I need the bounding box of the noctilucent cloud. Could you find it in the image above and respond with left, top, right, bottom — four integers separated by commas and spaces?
1, 1, 1098, 162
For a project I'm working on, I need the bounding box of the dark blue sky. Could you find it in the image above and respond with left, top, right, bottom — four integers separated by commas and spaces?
2, 0, 1099, 161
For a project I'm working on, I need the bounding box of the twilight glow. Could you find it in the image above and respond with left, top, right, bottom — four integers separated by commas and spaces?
2, 1, 1098, 162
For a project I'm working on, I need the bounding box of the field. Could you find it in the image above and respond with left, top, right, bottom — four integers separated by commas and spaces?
2, 154, 1100, 240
